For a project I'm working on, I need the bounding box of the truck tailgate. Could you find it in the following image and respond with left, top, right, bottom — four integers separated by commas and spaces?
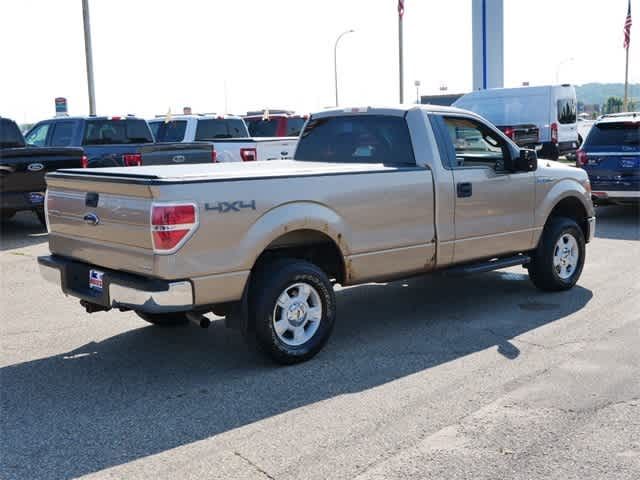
140, 142, 213, 166
46, 172, 155, 274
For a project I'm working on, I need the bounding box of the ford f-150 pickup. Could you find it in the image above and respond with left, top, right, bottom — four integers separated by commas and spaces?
149, 115, 297, 162
0, 117, 83, 223
38, 105, 595, 364
24, 116, 154, 168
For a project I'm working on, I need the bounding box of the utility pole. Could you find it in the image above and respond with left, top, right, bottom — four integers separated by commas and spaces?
82, 0, 96, 115
334, 29, 355, 107
398, 1, 405, 103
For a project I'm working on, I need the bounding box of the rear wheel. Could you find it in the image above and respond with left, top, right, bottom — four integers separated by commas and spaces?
251, 258, 336, 364
528, 217, 585, 291
135, 311, 189, 326
0, 210, 16, 222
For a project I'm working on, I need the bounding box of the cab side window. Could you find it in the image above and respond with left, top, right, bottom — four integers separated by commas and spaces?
50, 122, 75, 146
442, 117, 507, 171
25, 123, 51, 146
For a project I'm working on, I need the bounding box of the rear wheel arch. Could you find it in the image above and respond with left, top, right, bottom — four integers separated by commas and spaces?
253, 229, 347, 285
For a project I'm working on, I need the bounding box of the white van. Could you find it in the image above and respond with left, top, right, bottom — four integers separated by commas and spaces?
453, 85, 579, 159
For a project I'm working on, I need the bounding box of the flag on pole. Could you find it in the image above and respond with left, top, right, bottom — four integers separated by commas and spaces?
624, 0, 632, 49
398, 0, 404, 18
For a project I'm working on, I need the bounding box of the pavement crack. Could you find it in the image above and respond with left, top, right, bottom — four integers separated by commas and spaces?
233, 451, 277, 480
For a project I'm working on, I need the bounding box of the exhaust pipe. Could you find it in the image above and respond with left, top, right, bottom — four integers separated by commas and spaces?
80, 300, 111, 314
186, 312, 211, 329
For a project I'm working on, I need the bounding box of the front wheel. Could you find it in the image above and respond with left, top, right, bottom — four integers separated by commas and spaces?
135, 311, 189, 326
251, 259, 336, 364
528, 217, 585, 291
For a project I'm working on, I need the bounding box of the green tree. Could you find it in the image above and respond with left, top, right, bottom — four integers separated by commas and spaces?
604, 96, 624, 114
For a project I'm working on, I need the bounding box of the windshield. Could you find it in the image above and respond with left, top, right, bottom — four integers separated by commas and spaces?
0, 118, 25, 148
585, 122, 640, 147
295, 115, 415, 166
152, 120, 187, 142
246, 118, 279, 137
82, 119, 153, 145
195, 119, 248, 140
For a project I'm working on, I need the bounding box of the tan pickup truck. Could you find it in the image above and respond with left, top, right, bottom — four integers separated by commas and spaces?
38, 105, 595, 364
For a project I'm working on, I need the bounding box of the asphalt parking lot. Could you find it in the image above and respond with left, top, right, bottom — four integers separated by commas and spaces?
1, 206, 639, 480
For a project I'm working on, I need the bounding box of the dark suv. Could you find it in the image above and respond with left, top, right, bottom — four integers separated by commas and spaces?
576, 112, 639, 205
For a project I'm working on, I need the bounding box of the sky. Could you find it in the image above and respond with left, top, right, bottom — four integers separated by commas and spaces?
1, 0, 637, 123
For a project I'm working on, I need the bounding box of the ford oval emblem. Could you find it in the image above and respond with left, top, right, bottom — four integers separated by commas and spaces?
172, 155, 185, 163
83, 213, 100, 226
27, 163, 44, 172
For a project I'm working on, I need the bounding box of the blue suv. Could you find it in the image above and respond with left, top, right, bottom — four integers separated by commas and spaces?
576, 112, 639, 205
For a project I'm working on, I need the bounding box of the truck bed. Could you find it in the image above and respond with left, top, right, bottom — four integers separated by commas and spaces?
51, 160, 412, 184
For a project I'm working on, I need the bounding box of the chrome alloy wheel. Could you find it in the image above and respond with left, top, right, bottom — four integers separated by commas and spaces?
553, 233, 579, 280
272, 282, 323, 346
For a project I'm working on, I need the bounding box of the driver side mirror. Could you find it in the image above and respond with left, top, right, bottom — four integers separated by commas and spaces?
510, 148, 537, 172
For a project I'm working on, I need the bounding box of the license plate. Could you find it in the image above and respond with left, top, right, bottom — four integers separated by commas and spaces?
28, 192, 44, 204
89, 269, 104, 291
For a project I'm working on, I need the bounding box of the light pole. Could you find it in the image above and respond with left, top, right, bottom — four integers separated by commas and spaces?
414, 80, 421, 104
334, 29, 354, 107
82, 0, 96, 115
555, 57, 574, 84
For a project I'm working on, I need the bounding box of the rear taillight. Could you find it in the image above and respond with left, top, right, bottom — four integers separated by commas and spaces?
240, 147, 257, 162
151, 203, 198, 253
211, 150, 218, 163
551, 122, 558, 144
123, 153, 142, 166
81, 155, 89, 168
503, 127, 515, 139
576, 149, 588, 167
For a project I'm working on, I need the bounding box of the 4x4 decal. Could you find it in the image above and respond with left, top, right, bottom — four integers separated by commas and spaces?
205, 200, 256, 213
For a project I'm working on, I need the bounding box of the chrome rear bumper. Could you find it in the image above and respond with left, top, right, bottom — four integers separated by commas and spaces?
38, 256, 193, 313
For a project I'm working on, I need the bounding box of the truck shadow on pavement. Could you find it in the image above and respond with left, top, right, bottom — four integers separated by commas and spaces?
1, 270, 592, 479
0, 211, 47, 251
594, 205, 640, 241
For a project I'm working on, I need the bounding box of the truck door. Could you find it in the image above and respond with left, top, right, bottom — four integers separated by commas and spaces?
439, 116, 536, 263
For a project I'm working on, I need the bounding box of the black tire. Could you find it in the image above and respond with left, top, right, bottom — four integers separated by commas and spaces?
35, 208, 46, 227
251, 258, 336, 365
135, 311, 189, 326
1, 210, 16, 222
528, 217, 585, 291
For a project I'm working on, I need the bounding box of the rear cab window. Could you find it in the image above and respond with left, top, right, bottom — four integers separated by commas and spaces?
584, 121, 640, 148
295, 115, 415, 166
195, 119, 248, 140
246, 118, 280, 137
50, 122, 75, 146
153, 120, 187, 142
0, 118, 25, 148
82, 119, 153, 145
286, 117, 306, 136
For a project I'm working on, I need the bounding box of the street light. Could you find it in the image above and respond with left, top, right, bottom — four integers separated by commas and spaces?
414, 80, 421, 104
555, 57, 574, 84
334, 29, 355, 107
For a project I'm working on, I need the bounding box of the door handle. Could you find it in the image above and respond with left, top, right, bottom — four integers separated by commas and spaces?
456, 182, 472, 198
